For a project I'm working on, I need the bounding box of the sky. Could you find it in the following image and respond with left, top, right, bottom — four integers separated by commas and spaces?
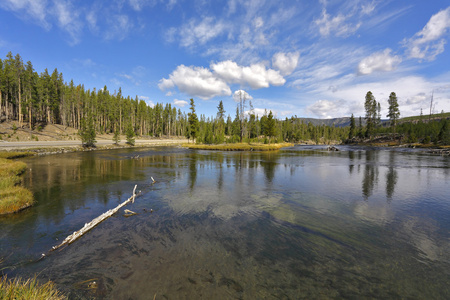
1, 0, 450, 120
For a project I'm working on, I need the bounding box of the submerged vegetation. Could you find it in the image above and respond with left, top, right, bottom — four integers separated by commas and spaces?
0, 151, 34, 215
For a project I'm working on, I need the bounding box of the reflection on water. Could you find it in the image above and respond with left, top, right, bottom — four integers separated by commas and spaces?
0, 146, 449, 299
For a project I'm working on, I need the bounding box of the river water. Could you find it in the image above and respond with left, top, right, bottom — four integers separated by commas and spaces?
1, 146, 449, 299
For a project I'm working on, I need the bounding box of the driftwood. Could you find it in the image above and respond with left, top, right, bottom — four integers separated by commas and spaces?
48, 185, 138, 253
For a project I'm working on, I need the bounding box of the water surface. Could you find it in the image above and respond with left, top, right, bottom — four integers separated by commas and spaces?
1, 146, 449, 299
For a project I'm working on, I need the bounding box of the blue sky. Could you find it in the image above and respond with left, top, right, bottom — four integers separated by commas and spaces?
1, 0, 449, 120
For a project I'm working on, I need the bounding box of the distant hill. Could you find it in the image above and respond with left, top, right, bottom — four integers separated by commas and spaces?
295, 117, 352, 127
294, 112, 449, 128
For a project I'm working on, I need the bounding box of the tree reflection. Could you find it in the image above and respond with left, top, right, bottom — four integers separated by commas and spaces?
188, 153, 197, 191
348, 151, 355, 174
261, 153, 278, 184
385, 151, 398, 202
361, 151, 379, 200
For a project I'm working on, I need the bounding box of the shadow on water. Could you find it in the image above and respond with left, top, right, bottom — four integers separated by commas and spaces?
0, 145, 449, 299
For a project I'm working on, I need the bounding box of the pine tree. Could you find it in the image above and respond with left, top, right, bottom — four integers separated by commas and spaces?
364, 91, 377, 138
113, 129, 120, 145
188, 98, 199, 143
125, 122, 135, 145
79, 115, 96, 147
349, 114, 355, 139
266, 110, 276, 143
215, 100, 225, 143
387, 92, 400, 134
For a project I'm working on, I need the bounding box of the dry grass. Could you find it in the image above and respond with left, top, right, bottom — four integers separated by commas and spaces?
0, 186, 34, 215
0, 151, 33, 159
0, 152, 35, 215
0, 275, 65, 300
183, 143, 294, 151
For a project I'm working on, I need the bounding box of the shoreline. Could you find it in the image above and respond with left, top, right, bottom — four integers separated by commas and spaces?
0, 138, 188, 155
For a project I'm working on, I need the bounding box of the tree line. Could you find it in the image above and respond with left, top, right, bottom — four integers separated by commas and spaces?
1, 52, 447, 146
348, 91, 449, 145
0, 52, 190, 138
1, 52, 349, 145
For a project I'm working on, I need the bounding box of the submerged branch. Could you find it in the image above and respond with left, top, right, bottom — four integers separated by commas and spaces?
47, 185, 138, 255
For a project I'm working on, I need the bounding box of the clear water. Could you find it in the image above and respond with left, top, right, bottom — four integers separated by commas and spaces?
1, 146, 449, 299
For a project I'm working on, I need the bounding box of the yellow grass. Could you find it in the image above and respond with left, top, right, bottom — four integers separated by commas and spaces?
0, 275, 65, 300
183, 142, 294, 151
0, 152, 35, 215
0, 186, 34, 215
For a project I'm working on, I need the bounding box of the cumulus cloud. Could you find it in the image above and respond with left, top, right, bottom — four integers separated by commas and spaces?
211, 60, 285, 89
358, 49, 402, 75
404, 7, 450, 61
233, 90, 253, 103
160, 60, 287, 100
272, 52, 300, 76
158, 65, 231, 100
173, 99, 188, 107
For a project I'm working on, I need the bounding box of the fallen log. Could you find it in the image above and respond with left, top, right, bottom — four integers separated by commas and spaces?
48, 185, 138, 253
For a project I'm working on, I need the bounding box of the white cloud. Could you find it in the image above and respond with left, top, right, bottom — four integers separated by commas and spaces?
272, 52, 299, 76
306, 99, 344, 118
86, 9, 98, 32
0, 0, 49, 28
173, 99, 188, 107
404, 7, 450, 61
251, 108, 267, 117
211, 60, 285, 89
358, 49, 402, 75
314, 9, 360, 37
158, 65, 231, 100
253, 16, 264, 29
233, 90, 253, 103
179, 17, 227, 47
361, 1, 377, 15
1, 0, 83, 44
105, 14, 133, 41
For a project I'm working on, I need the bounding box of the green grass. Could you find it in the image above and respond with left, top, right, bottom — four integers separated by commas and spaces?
0, 152, 35, 215
183, 142, 294, 151
0, 275, 65, 300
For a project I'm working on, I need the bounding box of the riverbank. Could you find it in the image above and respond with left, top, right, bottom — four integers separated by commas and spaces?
183, 142, 294, 151
0, 275, 64, 300
0, 152, 34, 215
0, 138, 188, 155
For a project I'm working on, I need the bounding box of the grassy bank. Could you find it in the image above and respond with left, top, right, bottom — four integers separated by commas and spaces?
0, 275, 65, 300
183, 142, 294, 151
0, 152, 34, 215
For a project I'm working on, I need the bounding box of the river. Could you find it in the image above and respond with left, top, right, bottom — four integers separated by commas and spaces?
1, 145, 449, 299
